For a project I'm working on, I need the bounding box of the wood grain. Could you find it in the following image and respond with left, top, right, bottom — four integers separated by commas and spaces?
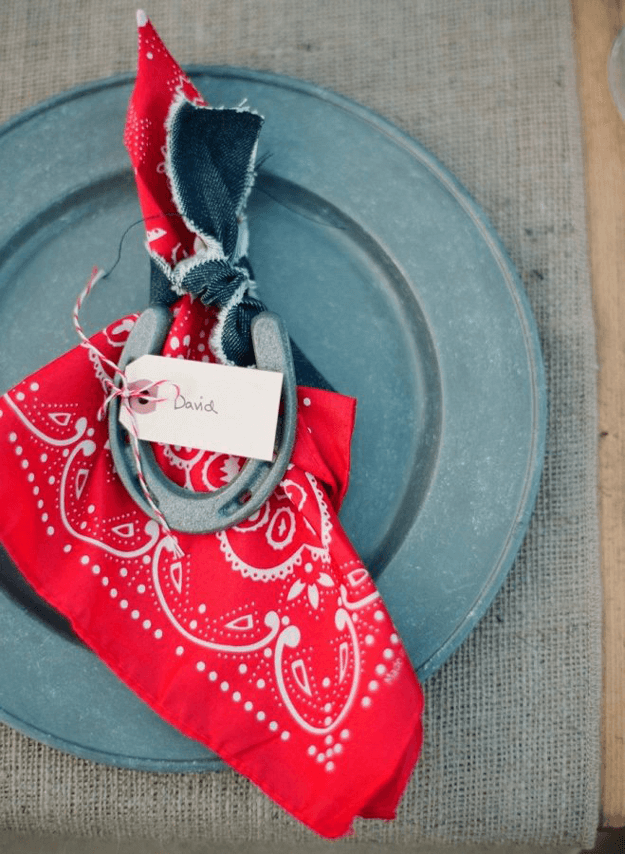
572, 0, 625, 828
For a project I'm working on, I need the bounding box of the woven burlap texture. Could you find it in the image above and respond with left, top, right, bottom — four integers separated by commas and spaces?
0, 0, 600, 849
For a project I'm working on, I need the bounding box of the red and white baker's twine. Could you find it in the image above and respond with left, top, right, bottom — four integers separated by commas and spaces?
72, 267, 183, 558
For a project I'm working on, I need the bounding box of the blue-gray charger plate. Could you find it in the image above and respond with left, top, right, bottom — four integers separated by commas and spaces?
0, 69, 546, 771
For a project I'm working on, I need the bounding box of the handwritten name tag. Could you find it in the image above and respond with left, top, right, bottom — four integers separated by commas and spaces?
119, 354, 283, 461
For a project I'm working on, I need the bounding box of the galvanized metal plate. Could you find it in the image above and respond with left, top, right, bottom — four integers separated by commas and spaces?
0, 70, 546, 770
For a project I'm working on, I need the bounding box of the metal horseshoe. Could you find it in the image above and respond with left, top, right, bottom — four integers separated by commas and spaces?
108, 305, 297, 534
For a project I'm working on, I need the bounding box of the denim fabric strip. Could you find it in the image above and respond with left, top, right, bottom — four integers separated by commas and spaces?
158, 99, 266, 366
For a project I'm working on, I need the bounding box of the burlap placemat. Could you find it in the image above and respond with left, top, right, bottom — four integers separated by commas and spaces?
0, 0, 600, 849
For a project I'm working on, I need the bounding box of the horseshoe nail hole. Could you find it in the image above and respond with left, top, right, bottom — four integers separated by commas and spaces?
238, 490, 252, 505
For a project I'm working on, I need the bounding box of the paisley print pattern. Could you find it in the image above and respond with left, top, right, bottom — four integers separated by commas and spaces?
0, 308, 423, 838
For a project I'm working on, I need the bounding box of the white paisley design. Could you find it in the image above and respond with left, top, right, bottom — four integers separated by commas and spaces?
217, 471, 333, 582
274, 608, 361, 735
3, 394, 87, 446
59, 439, 161, 557
151, 538, 281, 652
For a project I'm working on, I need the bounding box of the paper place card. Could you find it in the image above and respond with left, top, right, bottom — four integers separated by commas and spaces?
119, 354, 283, 461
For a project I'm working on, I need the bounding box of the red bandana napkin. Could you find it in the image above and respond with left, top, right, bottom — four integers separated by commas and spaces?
0, 13, 423, 838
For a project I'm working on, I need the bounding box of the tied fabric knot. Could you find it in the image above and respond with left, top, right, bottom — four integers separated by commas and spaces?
150, 97, 266, 367
171, 255, 265, 366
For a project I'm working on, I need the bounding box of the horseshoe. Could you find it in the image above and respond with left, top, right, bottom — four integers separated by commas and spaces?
108, 305, 297, 534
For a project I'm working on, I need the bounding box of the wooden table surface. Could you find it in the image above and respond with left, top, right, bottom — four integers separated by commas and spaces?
572, 0, 625, 829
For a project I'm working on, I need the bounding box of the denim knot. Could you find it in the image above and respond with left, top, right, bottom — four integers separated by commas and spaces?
178, 258, 248, 306
157, 97, 267, 366
176, 257, 265, 366
220, 293, 265, 367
